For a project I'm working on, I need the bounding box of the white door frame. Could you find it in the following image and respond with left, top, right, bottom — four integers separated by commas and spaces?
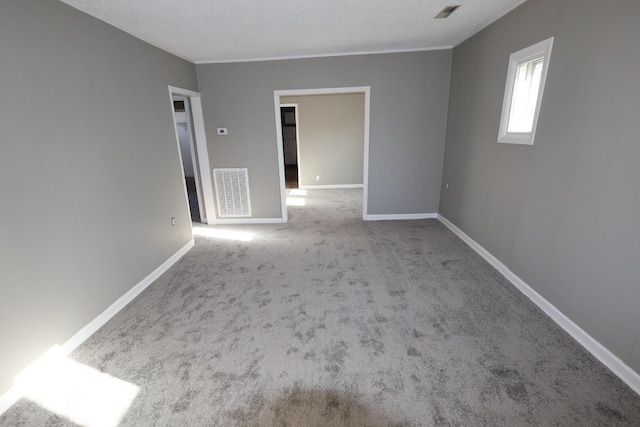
273, 86, 371, 222
279, 103, 301, 187
168, 86, 215, 224
172, 95, 205, 222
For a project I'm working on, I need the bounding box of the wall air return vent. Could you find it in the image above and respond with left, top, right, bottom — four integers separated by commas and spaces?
213, 168, 252, 217
173, 100, 185, 112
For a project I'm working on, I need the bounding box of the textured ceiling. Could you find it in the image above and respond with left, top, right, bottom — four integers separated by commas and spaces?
59, 0, 527, 63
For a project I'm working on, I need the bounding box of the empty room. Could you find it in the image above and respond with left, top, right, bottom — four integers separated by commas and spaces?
1, 0, 639, 425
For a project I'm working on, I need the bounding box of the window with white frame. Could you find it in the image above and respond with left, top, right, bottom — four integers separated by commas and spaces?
498, 37, 554, 145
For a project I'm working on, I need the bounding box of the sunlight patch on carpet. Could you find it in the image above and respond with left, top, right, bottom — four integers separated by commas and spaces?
286, 197, 306, 206
193, 226, 255, 241
287, 188, 307, 206
14, 346, 139, 427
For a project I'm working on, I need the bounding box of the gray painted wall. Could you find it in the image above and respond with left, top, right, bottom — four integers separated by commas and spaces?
281, 94, 364, 187
196, 51, 452, 217
440, 0, 640, 373
0, 0, 198, 394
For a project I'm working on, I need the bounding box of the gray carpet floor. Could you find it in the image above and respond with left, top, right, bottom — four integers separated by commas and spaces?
2, 189, 640, 426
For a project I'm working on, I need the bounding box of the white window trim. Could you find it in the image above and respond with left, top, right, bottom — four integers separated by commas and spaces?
498, 37, 554, 145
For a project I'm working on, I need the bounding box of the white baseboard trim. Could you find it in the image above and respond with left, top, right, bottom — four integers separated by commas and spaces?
62, 239, 194, 352
437, 214, 640, 395
364, 213, 438, 221
206, 217, 286, 225
0, 239, 195, 416
298, 184, 364, 189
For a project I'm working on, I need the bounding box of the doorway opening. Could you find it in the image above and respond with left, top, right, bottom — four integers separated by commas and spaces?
280, 104, 299, 189
273, 87, 371, 222
172, 96, 203, 222
168, 86, 215, 225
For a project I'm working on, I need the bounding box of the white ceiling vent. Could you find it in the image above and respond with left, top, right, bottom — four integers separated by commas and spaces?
213, 168, 252, 218
435, 5, 460, 19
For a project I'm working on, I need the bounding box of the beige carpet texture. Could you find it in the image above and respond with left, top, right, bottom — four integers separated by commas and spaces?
2, 189, 639, 426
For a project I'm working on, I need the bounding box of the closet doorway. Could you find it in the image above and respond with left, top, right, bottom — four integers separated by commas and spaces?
280, 104, 299, 189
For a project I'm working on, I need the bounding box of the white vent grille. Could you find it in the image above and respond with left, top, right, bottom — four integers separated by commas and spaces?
213, 168, 252, 217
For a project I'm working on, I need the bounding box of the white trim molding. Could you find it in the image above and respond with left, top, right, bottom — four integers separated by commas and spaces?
274, 93, 290, 224
64, 240, 194, 351
168, 86, 215, 225
196, 46, 453, 64
365, 213, 438, 221
299, 184, 364, 190
171, 94, 206, 223
274, 86, 371, 223
0, 239, 195, 416
437, 214, 640, 395
497, 37, 554, 145
279, 103, 302, 186
167, 86, 201, 98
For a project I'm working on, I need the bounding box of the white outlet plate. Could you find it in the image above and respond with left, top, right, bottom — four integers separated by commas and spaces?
217, 128, 228, 135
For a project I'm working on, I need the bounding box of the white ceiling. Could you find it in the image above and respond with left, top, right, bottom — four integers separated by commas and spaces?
60, 0, 527, 63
